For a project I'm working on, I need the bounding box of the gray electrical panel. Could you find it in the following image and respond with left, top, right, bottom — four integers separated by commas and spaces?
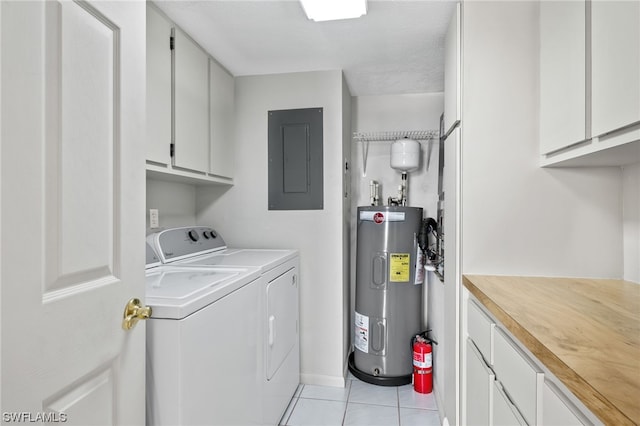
268, 108, 323, 210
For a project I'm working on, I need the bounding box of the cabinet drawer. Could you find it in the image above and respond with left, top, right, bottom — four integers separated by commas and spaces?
466, 338, 495, 426
467, 299, 495, 363
493, 327, 543, 425
543, 380, 590, 426
493, 380, 527, 426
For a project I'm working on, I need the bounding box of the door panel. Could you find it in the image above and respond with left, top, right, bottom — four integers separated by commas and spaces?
592, 0, 640, 137
1, 1, 146, 424
266, 268, 298, 380
146, 4, 172, 166
44, 0, 117, 294
44, 368, 115, 425
466, 338, 495, 426
173, 28, 209, 173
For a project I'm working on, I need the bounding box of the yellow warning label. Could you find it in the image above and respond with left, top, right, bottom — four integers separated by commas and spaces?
390, 253, 410, 282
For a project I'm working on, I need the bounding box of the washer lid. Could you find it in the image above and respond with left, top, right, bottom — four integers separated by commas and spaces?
178, 249, 298, 273
145, 265, 260, 319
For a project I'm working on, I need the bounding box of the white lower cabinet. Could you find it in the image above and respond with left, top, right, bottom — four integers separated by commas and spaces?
464, 292, 595, 425
466, 338, 495, 425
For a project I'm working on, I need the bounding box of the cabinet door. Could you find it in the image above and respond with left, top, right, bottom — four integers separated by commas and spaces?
146, 5, 172, 165
173, 28, 209, 173
591, 0, 640, 137
467, 299, 495, 364
543, 380, 588, 426
493, 327, 543, 426
466, 339, 495, 426
493, 381, 527, 426
539, 0, 586, 154
443, 2, 460, 135
209, 58, 235, 179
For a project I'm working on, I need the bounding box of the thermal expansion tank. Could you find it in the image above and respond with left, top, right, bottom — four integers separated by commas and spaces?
353, 206, 424, 385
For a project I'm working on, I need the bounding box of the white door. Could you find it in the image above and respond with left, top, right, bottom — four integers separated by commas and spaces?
1, 1, 146, 425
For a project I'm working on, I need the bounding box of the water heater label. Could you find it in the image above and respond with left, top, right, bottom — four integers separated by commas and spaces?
390, 253, 410, 282
360, 211, 405, 223
354, 311, 369, 353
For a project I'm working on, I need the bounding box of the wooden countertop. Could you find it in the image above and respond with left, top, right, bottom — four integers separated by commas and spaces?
463, 275, 640, 426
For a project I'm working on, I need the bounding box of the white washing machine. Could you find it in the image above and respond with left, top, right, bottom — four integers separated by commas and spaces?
146, 227, 300, 426
145, 242, 262, 425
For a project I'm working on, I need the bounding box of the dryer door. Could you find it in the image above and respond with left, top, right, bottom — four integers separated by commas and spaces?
266, 267, 299, 380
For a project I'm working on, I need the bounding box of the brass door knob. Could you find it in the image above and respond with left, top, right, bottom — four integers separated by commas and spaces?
122, 298, 152, 330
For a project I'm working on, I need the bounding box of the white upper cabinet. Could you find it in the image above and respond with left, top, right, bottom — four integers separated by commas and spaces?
540, 0, 640, 167
539, 1, 586, 155
209, 58, 235, 179
173, 28, 210, 174
146, 5, 172, 166
591, 0, 640, 138
145, 4, 234, 185
444, 3, 461, 136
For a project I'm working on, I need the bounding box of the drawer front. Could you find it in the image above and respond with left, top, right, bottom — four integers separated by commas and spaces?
543, 380, 590, 426
466, 338, 495, 426
493, 380, 527, 426
467, 299, 495, 363
493, 327, 543, 425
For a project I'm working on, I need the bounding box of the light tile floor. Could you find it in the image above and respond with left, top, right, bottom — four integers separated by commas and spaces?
279, 374, 441, 426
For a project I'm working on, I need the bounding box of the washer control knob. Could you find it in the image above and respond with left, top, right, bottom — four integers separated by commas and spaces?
202, 231, 210, 239
187, 229, 199, 242
210, 230, 217, 238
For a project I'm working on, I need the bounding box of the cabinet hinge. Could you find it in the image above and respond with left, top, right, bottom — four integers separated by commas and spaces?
170, 143, 175, 158
169, 36, 175, 51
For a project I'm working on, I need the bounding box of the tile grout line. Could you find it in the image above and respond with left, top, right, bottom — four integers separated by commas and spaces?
282, 384, 304, 426
341, 377, 352, 425
397, 386, 402, 426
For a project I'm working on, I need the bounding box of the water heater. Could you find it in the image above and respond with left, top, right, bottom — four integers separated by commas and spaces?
349, 205, 424, 386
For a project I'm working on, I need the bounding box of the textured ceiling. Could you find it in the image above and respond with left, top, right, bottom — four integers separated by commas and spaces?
154, 0, 457, 96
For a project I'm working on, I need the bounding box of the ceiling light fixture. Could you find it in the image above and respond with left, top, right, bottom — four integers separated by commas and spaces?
299, 0, 367, 22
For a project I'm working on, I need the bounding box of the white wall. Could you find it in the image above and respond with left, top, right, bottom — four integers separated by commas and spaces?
460, 1, 623, 278
196, 70, 351, 386
623, 162, 640, 283
145, 178, 197, 232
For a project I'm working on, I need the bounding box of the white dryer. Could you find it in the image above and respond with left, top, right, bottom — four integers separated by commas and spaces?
147, 227, 300, 426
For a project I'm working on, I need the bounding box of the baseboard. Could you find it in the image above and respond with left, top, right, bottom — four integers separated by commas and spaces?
300, 373, 346, 388
432, 378, 446, 423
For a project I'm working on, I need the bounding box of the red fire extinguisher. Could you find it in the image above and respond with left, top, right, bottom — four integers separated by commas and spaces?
412, 336, 433, 394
